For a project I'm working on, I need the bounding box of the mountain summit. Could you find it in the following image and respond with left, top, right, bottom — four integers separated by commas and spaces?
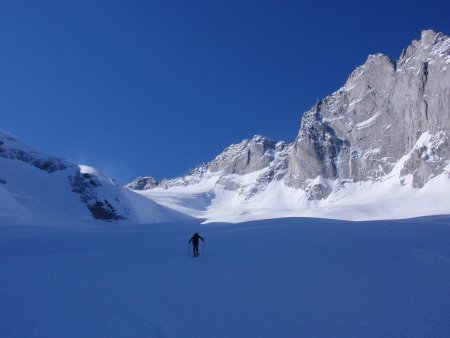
288, 29, 450, 193
1, 30, 449, 225
127, 30, 450, 222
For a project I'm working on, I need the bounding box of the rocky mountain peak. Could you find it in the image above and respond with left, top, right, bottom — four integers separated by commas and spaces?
125, 30, 450, 203
398, 29, 450, 68
209, 135, 279, 175
287, 30, 450, 196
123, 176, 159, 190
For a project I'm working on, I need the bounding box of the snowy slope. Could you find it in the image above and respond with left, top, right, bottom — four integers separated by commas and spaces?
3, 30, 450, 226
135, 136, 450, 223
0, 216, 449, 337
0, 131, 187, 226
138, 167, 450, 223
127, 30, 450, 223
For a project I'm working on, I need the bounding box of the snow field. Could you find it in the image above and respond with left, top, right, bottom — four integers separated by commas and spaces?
142, 167, 450, 223
1, 216, 450, 337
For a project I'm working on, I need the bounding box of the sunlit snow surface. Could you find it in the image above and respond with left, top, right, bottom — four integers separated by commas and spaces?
0, 216, 449, 337
140, 166, 450, 224
1, 129, 449, 336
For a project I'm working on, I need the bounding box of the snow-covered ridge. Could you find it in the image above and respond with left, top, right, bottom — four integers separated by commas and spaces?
137, 132, 450, 223
126, 30, 450, 223
0, 131, 188, 226
127, 135, 289, 194
2, 30, 450, 226
0, 130, 72, 173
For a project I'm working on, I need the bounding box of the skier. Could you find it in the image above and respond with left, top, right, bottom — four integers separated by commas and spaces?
189, 233, 204, 257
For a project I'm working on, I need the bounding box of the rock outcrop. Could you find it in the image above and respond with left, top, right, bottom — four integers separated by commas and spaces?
126, 30, 450, 202
286, 30, 450, 196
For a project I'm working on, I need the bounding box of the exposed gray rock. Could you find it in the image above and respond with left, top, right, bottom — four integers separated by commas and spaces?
400, 131, 449, 187
158, 163, 210, 189
125, 30, 450, 201
87, 200, 123, 221
209, 135, 279, 175
70, 171, 125, 221
305, 182, 332, 200
0, 131, 71, 173
287, 30, 450, 191
124, 176, 159, 190
125, 135, 290, 199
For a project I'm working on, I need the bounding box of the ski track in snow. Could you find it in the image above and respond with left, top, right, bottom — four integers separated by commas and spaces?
0, 217, 450, 338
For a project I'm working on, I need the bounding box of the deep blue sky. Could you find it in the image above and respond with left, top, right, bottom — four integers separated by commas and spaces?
1, 0, 449, 183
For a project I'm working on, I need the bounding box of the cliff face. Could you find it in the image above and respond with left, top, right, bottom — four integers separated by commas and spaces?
287, 30, 450, 194
126, 30, 450, 207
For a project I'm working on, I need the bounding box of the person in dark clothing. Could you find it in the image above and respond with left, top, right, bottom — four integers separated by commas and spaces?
189, 233, 204, 256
